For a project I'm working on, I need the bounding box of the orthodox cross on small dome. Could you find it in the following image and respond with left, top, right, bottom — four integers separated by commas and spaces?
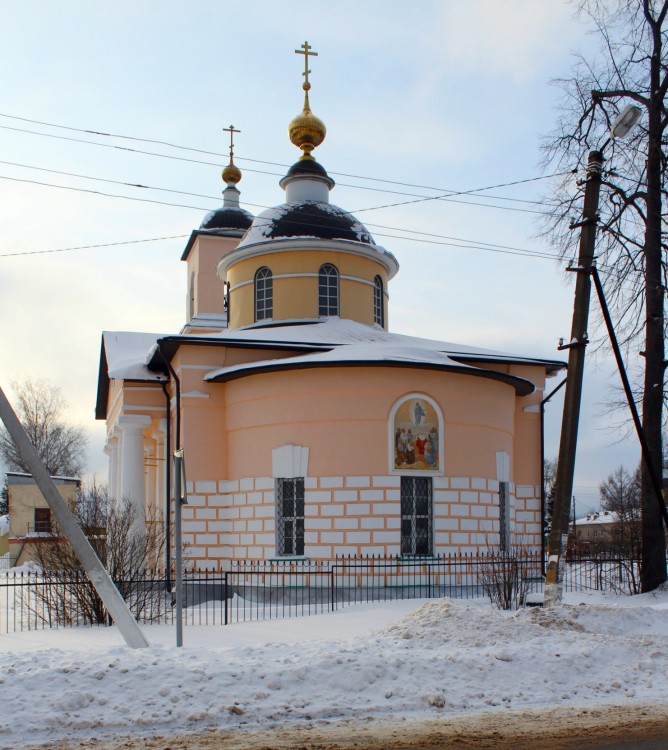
295, 41, 318, 91
221, 124, 242, 187
223, 124, 240, 160
289, 42, 326, 159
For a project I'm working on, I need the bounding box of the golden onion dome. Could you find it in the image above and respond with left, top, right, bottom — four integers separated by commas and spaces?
222, 161, 242, 186
289, 81, 326, 159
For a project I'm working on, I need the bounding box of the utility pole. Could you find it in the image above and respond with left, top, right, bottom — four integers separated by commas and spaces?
544, 149, 603, 608
0, 384, 149, 648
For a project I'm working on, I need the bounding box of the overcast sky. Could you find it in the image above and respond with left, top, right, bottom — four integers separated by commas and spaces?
0, 0, 645, 515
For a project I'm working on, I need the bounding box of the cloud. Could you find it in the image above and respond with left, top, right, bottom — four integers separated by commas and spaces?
424, 0, 584, 85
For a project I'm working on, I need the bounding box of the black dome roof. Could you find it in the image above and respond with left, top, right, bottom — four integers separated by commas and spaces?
282, 158, 335, 185
240, 201, 375, 246
200, 205, 254, 232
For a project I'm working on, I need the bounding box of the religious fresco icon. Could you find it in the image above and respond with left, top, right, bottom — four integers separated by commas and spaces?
392, 396, 440, 471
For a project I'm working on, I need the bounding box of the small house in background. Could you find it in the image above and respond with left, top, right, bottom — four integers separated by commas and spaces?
571, 510, 620, 546
6, 472, 80, 567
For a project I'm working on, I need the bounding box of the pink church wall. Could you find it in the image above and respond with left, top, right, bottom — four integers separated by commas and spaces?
170, 363, 545, 567
220, 367, 518, 480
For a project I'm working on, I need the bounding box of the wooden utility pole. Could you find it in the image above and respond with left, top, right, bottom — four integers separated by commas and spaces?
544, 150, 603, 608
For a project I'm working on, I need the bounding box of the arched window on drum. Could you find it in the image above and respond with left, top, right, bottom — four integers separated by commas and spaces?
373, 275, 384, 327
318, 264, 339, 317
254, 267, 273, 321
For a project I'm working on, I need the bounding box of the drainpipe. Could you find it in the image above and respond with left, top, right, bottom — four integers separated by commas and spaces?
156, 342, 182, 575
161, 382, 172, 587
540, 377, 567, 575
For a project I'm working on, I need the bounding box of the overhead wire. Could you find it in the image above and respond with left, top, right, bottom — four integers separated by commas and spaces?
0, 113, 638, 273
0, 111, 564, 204
0, 175, 638, 272
0, 235, 189, 258
0, 172, 563, 262
0, 122, 558, 216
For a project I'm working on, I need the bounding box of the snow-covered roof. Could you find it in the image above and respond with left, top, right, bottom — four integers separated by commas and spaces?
203, 341, 537, 395
102, 331, 167, 381
96, 319, 565, 418
238, 201, 375, 247
575, 510, 620, 526
6, 471, 80, 484
209, 318, 565, 370
95, 331, 168, 419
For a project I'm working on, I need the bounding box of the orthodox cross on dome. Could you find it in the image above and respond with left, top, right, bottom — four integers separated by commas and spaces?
289, 42, 326, 160
295, 41, 318, 90
223, 124, 240, 160
221, 124, 242, 187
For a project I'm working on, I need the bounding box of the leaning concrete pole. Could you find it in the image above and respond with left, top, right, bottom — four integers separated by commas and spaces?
0, 384, 149, 648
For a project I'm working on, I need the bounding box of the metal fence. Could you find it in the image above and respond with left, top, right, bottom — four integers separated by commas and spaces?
0, 550, 639, 634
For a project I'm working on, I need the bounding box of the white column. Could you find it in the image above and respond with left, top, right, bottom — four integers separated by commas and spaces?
104, 432, 121, 502
151, 419, 167, 522
117, 415, 151, 526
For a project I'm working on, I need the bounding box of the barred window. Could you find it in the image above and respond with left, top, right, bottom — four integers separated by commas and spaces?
373, 275, 384, 326
34, 508, 52, 534
318, 264, 339, 317
400, 476, 432, 556
255, 267, 273, 321
499, 481, 510, 552
276, 478, 305, 556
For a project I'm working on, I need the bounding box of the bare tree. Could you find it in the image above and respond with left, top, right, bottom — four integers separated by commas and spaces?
598, 465, 642, 592
542, 0, 667, 591
600, 465, 641, 515
0, 378, 88, 477
33, 482, 166, 625
0, 379, 87, 515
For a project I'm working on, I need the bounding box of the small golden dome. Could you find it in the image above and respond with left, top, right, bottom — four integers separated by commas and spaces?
288, 106, 327, 159
222, 161, 242, 186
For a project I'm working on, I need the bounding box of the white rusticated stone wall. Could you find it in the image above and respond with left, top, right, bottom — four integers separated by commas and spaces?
181, 475, 542, 570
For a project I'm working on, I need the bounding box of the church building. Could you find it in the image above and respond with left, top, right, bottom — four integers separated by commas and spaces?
95, 44, 564, 570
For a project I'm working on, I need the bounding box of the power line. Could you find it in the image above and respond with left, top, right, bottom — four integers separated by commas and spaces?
0, 150, 556, 218
0, 118, 570, 217
0, 172, 563, 262
0, 112, 565, 205
0, 170, 639, 273
0, 234, 188, 258
0, 174, 209, 212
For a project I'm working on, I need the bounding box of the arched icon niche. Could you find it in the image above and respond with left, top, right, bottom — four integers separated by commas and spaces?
389, 394, 443, 474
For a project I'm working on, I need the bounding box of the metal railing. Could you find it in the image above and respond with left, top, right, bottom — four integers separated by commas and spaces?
0, 550, 642, 634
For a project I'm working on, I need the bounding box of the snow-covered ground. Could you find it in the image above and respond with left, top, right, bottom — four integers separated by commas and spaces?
1, 589, 667, 749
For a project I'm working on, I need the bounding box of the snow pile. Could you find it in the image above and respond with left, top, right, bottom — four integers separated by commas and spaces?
0, 592, 667, 748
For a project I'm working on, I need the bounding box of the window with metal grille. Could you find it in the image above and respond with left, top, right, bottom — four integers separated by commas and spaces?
254, 267, 273, 321
499, 481, 510, 551
373, 275, 384, 326
276, 478, 305, 556
318, 264, 339, 317
400, 476, 432, 555
34, 508, 52, 534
